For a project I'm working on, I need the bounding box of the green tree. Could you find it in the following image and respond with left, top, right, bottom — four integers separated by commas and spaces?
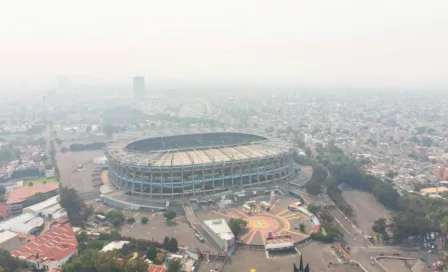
163, 210, 177, 223
372, 218, 387, 234
167, 258, 183, 272
299, 223, 306, 232
163, 237, 170, 250
59, 186, 92, 227
166, 238, 178, 253
106, 209, 125, 227
126, 217, 136, 224
141, 217, 148, 224
0, 249, 29, 272
228, 218, 248, 239
307, 204, 321, 215
76, 232, 89, 242
0, 186, 5, 196
146, 245, 157, 261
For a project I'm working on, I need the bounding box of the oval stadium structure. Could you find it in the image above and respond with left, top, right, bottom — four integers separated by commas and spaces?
105, 132, 294, 198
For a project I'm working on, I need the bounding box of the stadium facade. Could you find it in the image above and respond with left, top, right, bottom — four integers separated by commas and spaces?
105, 132, 294, 198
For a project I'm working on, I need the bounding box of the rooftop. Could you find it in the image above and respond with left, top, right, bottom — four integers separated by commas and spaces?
23, 195, 60, 213
106, 132, 292, 167
0, 230, 18, 244
147, 265, 167, 272
100, 241, 129, 252
203, 218, 233, 236
11, 219, 78, 265
7, 183, 59, 204
0, 213, 42, 234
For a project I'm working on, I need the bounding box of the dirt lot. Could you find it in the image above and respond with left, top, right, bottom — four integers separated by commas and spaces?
342, 189, 392, 236
56, 150, 104, 191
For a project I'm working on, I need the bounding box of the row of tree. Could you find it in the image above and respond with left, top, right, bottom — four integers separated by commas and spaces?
69, 142, 105, 152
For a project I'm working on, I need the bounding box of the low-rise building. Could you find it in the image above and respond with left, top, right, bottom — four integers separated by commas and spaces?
0, 213, 44, 234
22, 195, 67, 220
100, 241, 129, 252
0, 230, 22, 251
7, 183, 59, 215
203, 218, 235, 252
11, 218, 78, 271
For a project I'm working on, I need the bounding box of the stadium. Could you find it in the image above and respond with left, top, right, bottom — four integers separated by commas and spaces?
105, 132, 294, 199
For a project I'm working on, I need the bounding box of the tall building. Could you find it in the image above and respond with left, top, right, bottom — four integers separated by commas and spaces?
133, 76, 145, 99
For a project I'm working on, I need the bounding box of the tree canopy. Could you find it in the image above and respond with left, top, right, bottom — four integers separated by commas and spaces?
59, 186, 93, 227
163, 211, 177, 223
62, 249, 148, 272
228, 218, 248, 239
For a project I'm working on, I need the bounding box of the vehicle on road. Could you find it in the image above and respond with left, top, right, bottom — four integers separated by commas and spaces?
392, 250, 400, 256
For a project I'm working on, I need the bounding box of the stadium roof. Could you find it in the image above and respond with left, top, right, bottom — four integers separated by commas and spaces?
106, 132, 292, 167
7, 183, 59, 204
11, 219, 78, 266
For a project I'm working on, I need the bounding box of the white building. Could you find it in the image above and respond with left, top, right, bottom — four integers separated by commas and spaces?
100, 241, 129, 252
203, 219, 235, 252
22, 195, 67, 220
0, 230, 22, 251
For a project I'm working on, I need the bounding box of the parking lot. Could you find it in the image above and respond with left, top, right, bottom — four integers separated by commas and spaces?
93, 204, 213, 252
56, 150, 104, 191
207, 242, 362, 272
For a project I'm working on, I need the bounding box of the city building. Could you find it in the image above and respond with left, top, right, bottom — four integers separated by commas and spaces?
133, 76, 145, 100
203, 218, 234, 252
105, 132, 294, 199
0, 230, 22, 251
7, 183, 59, 215
11, 218, 78, 271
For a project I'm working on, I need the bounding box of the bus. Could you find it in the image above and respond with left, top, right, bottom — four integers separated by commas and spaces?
260, 201, 271, 210
242, 204, 252, 214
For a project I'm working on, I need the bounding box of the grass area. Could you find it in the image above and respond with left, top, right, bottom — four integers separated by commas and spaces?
23, 178, 58, 187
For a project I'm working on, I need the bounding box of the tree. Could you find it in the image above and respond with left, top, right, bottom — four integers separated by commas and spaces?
299, 224, 306, 232
228, 218, 248, 238
106, 209, 125, 227
146, 245, 157, 261
76, 232, 88, 242
166, 238, 178, 253
164, 211, 177, 223
59, 186, 91, 227
0, 186, 5, 196
62, 249, 148, 272
0, 249, 29, 272
28, 181, 33, 187
141, 217, 148, 224
163, 237, 170, 250
126, 217, 136, 224
372, 218, 387, 235
307, 204, 321, 215
167, 258, 183, 272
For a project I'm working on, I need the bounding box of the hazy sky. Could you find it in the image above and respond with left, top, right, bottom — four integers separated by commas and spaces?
1, 0, 447, 89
